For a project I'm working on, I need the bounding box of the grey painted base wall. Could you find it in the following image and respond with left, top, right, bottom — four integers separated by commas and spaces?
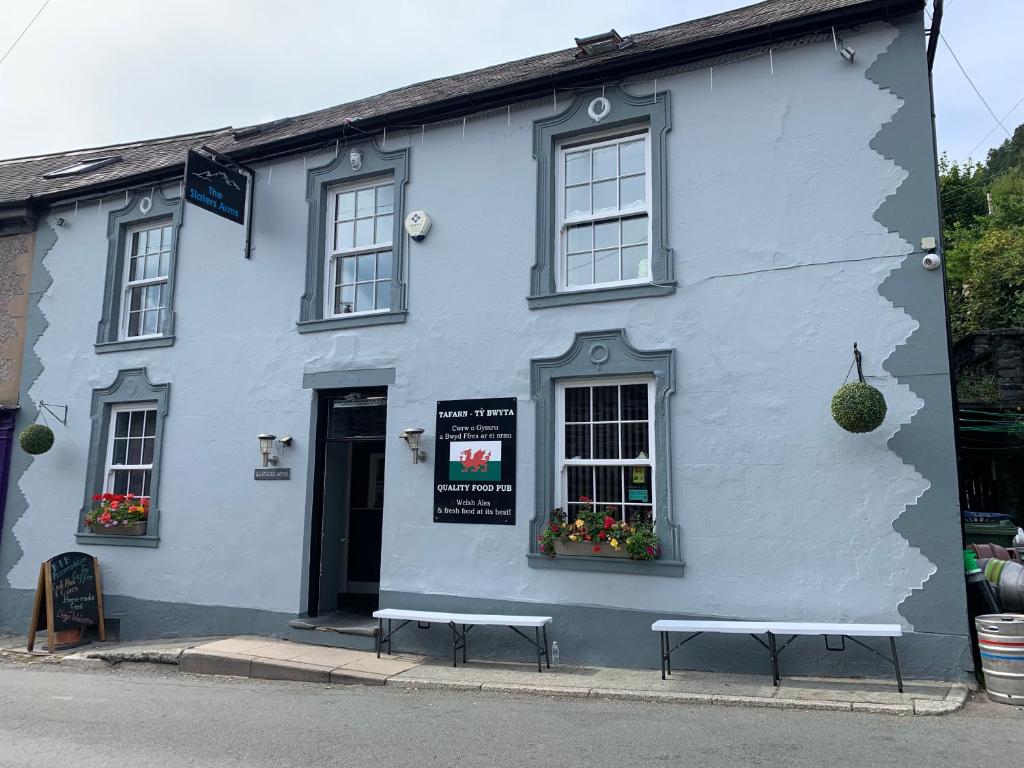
0, 587, 293, 643
0, 585, 972, 681
378, 591, 974, 682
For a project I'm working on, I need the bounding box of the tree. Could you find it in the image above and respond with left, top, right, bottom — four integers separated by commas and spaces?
940, 126, 1024, 341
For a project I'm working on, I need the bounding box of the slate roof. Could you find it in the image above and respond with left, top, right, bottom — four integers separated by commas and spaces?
0, 0, 920, 208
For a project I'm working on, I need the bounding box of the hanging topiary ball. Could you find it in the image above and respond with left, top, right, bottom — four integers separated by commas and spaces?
831, 382, 887, 433
19, 423, 55, 455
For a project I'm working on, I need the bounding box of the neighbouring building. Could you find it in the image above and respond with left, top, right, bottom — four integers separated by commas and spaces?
0, 0, 972, 679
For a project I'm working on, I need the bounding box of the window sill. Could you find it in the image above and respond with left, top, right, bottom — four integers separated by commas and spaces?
95, 336, 175, 354
75, 532, 159, 548
527, 552, 684, 576
296, 311, 407, 333
527, 282, 676, 310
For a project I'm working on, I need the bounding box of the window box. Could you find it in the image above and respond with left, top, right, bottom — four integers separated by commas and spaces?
553, 540, 629, 559
88, 521, 147, 536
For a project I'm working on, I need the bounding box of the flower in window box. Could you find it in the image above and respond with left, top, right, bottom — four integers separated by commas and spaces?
540, 498, 660, 560
85, 493, 149, 536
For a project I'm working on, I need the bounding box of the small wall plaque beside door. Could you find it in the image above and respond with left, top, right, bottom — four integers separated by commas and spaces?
255, 468, 291, 480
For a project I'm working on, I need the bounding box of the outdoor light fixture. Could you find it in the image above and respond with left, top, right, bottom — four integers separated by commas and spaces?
257, 433, 278, 467
398, 427, 427, 464
350, 149, 363, 171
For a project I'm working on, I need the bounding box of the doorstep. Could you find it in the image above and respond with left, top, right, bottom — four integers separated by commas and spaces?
0, 633, 969, 715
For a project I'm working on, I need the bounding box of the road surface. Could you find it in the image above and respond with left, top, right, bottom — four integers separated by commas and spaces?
1, 662, 1021, 767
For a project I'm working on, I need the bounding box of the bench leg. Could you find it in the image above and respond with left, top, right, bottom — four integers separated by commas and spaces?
535, 627, 542, 673
450, 623, 459, 668
768, 632, 780, 687
376, 617, 382, 658
388, 619, 393, 655
890, 637, 904, 693
542, 625, 550, 669
660, 632, 666, 680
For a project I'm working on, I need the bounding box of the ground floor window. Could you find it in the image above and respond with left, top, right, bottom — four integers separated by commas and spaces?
556, 377, 655, 524
105, 405, 157, 497
78, 368, 169, 546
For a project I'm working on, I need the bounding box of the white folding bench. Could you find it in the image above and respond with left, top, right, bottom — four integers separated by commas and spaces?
652, 619, 904, 691
374, 608, 553, 672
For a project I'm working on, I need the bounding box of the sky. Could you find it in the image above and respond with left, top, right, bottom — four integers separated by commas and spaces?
0, 1, 1020, 164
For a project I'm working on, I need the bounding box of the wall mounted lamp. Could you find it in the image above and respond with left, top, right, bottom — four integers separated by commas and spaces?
398, 427, 427, 464
257, 433, 278, 467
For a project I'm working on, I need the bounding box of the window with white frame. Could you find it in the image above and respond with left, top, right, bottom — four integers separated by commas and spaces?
326, 179, 394, 316
556, 377, 655, 524
121, 222, 172, 339
104, 405, 157, 498
557, 131, 650, 290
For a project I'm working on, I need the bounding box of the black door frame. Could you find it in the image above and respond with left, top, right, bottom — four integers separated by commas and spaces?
306, 388, 388, 617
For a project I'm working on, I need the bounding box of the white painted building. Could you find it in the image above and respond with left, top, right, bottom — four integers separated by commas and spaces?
0, 0, 970, 678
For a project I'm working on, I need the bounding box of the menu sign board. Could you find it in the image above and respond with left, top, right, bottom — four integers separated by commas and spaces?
27, 552, 105, 652
433, 398, 516, 525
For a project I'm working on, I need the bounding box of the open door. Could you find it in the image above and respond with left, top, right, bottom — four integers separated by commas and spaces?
308, 388, 387, 617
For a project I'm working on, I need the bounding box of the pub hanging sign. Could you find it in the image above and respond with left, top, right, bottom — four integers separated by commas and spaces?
183, 149, 248, 225
434, 398, 516, 525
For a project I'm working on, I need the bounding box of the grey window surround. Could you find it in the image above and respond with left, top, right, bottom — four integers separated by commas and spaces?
300, 141, 410, 332
95, 190, 182, 353
302, 367, 397, 390
529, 86, 674, 310
76, 368, 170, 548
529, 329, 682, 574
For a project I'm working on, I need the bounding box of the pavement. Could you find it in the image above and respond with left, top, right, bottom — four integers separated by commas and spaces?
0, 632, 969, 716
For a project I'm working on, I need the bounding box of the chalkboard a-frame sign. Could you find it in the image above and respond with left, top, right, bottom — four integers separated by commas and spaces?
27, 552, 106, 652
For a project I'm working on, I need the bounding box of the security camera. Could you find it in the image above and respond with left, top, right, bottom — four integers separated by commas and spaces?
922, 254, 941, 270
278, 436, 293, 447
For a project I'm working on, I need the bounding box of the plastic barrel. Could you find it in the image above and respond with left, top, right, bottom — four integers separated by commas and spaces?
976, 614, 1024, 704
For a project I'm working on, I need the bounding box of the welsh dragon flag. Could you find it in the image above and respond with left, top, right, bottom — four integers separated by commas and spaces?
449, 440, 502, 481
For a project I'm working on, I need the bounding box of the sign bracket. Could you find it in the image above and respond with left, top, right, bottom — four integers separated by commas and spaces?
199, 144, 256, 260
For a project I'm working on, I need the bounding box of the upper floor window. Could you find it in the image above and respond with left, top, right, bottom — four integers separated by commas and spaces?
96, 191, 181, 353
299, 142, 409, 333
529, 87, 672, 309
558, 132, 650, 290
327, 180, 394, 316
122, 222, 172, 339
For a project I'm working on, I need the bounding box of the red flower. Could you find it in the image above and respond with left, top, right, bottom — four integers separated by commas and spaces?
646, 546, 655, 556
126, 493, 135, 500
110, 501, 120, 511
579, 495, 591, 503
592, 545, 601, 553
550, 524, 559, 533
583, 534, 591, 541
99, 512, 112, 524
92, 494, 102, 502
102, 493, 113, 501
603, 516, 614, 529
598, 531, 607, 540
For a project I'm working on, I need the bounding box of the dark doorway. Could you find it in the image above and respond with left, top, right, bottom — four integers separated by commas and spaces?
308, 388, 387, 617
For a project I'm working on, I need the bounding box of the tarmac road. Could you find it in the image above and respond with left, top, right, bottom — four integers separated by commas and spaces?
1, 662, 1022, 767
